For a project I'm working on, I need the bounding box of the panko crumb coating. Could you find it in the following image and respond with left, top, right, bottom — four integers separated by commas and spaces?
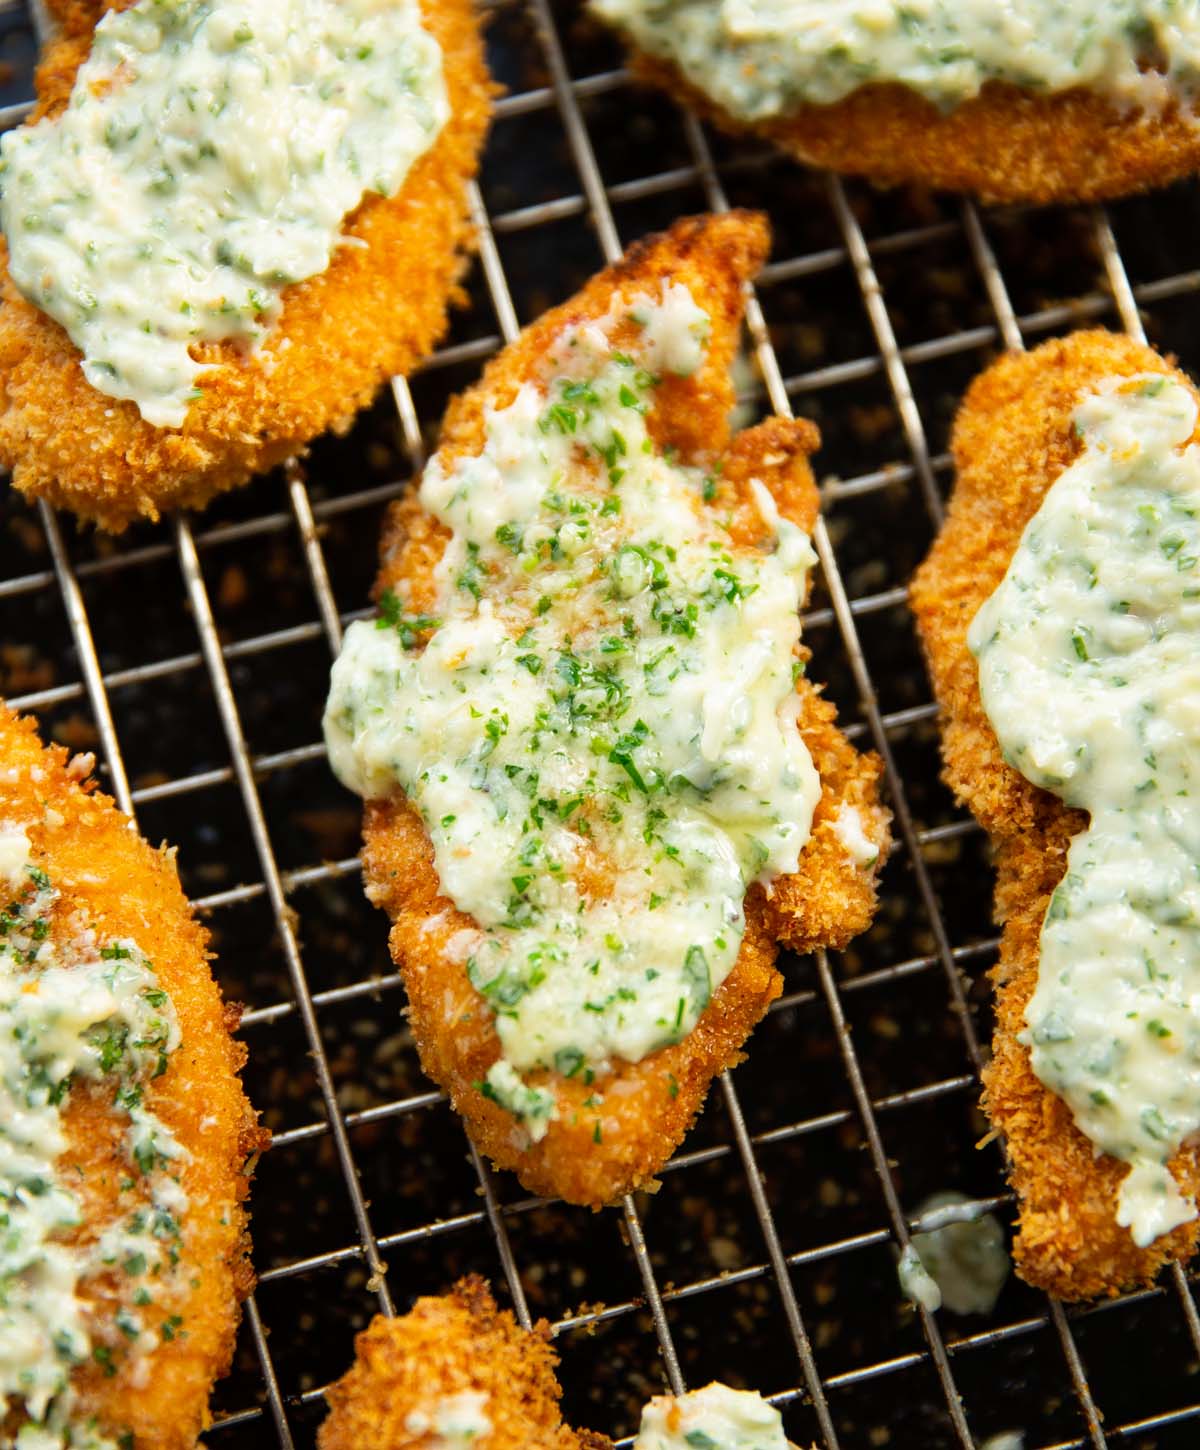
0, 0, 494, 531
605, 38, 1200, 204
0, 700, 266, 1446
910, 330, 1200, 1299
357, 212, 892, 1209
319, 1276, 613, 1450
320, 1277, 815, 1449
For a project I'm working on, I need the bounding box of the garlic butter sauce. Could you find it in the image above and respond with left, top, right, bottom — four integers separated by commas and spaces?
970, 374, 1200, 1247
404, 1390, 492, 1448
0, 0, 448, 426
0, 826, 188, 1448
591, 1, 1200, 121
324, 286, 831, 1140
633, 1383, 788, 1450
896, 1191, 1009, 1315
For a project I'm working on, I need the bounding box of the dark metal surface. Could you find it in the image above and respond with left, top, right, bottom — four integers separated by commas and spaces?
3, 1, 1200, 1445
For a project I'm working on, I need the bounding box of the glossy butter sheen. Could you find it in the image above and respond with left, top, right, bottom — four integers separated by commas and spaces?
971, 374, 1200, 1247
591, 0, 1200, 120
0, 0, 447, 426
325, 284, 821, 1141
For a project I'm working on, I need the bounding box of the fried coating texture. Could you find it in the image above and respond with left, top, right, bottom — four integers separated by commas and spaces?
910, 330, 1200, 1299
358, 212, 891, 1208
320, 1276, 612, 1450
610, 44, 1200, 204
0, 702, 265, 1446
0, 0, 493, 531
320, 1278, 812, 1450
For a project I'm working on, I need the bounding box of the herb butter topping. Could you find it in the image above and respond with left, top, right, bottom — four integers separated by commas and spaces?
0, 825, 188, 1449
633, 1382, 788, 1450
404, 1390, 492, 1448
0, 0, 448, 426
590, 0, 1200, 121
970, 373, 1200, 1247
324, 284, 821, 1140
831, 803, 878, 868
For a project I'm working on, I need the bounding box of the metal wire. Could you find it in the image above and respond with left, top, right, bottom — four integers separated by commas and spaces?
5, 0, 1200, 1444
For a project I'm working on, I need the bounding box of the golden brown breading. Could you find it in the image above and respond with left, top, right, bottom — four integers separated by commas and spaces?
609, 43, 1200, 204
0, 0, 494, 531
0, 701, 265, 1445
910, 330, 1200, 1300
319, 1276, 612, 1450
358, 212, 891, 1208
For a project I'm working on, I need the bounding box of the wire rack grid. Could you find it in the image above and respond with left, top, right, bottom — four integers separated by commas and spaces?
4, 0, 1200, 1446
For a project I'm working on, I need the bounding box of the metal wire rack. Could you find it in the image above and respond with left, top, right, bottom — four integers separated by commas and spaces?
4, 1, 1200, 1445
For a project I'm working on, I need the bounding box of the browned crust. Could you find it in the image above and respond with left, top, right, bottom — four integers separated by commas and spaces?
0, 0, 495, 531
0, 701, 266, 1446
910, 330, 1200, 1300
319, 1276, 613, 1450
359, 212, 891, 1208
617, 47, 1200, 204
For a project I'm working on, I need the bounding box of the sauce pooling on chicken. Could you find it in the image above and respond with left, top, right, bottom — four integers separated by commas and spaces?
971, 374, 1200, 1247
633, 1382, 788, 1450
0, 0, 448, 426
324, 284, 821, 1141
0, 824, 189, 1449
591, 0, 1200, 122
404, 1390, 492, 1448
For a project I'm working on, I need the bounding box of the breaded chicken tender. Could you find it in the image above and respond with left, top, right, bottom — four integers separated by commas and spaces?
320, 1278, 809, 1449
606, 49, 1200, 204
0, 0, 493, 531
319, 1275, 612, 1450
0, 702, 264, 1445
351, 213, 890, 1207
910, 331, 1200, 1299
